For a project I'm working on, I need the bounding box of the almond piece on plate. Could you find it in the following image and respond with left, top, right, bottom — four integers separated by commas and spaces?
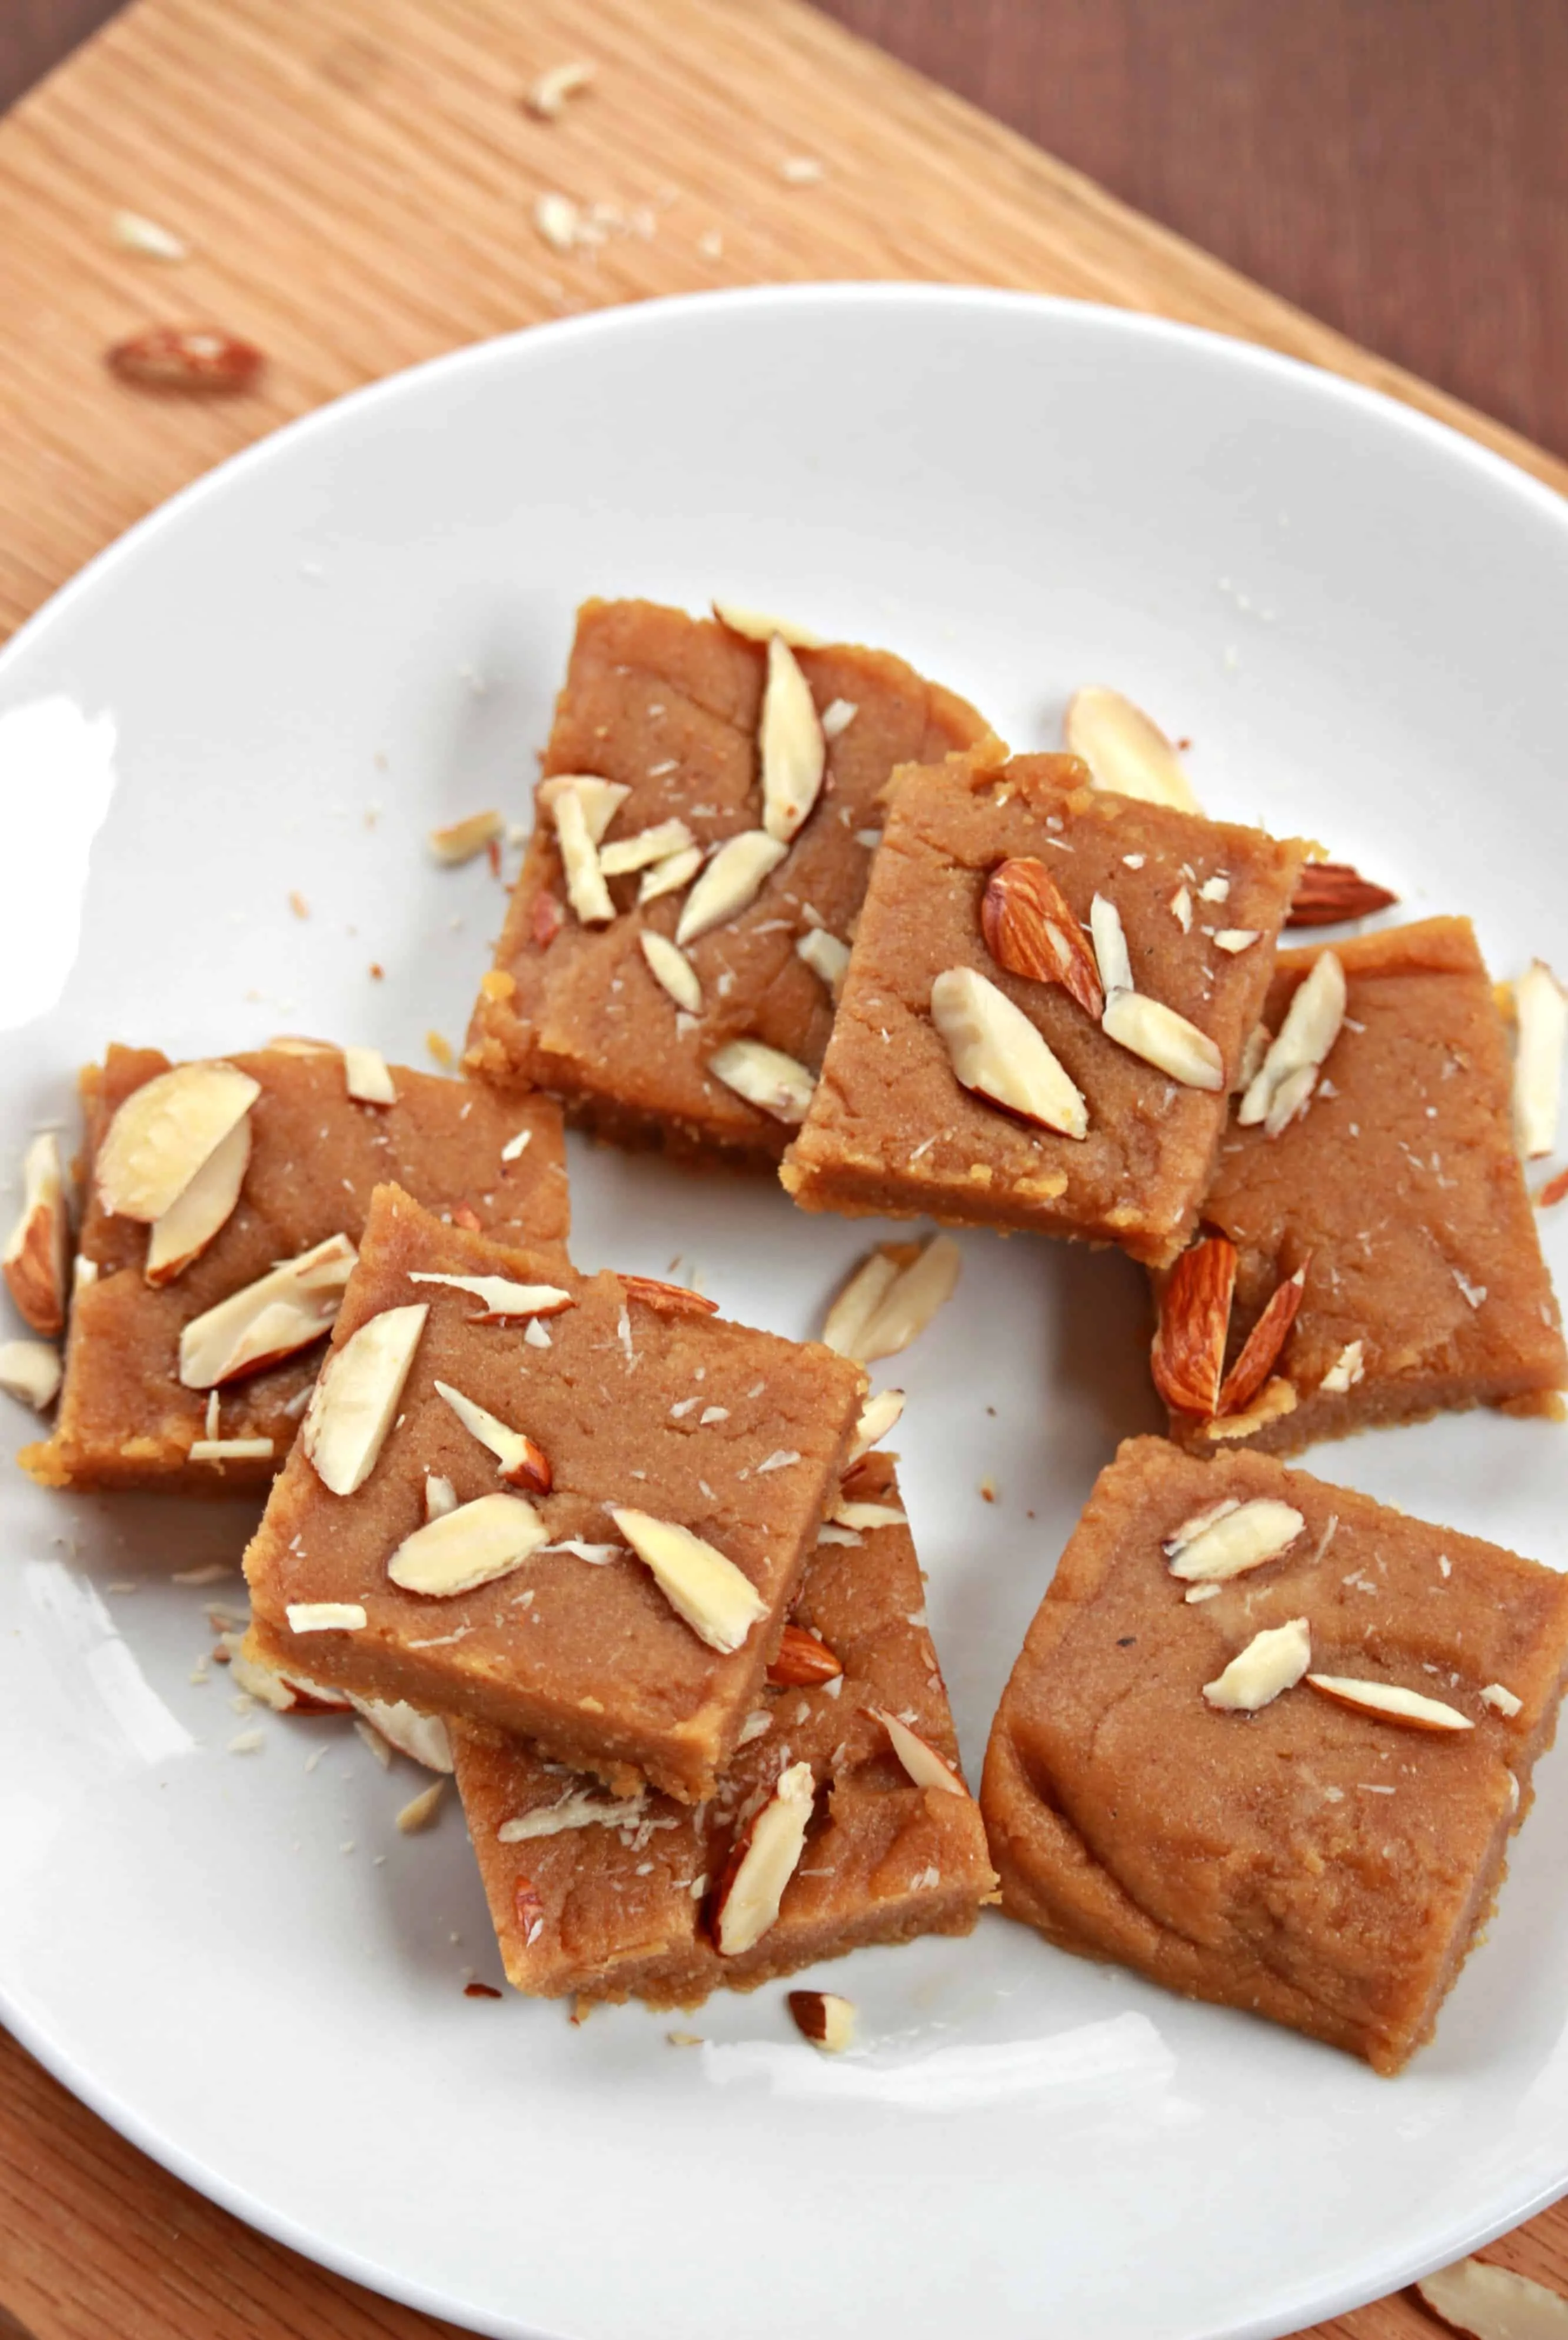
931, 966, 1088, 1137
535, 774, 630, 844
179, 1232, 357, 1388
788, 1989, 855, 2052
96, 1061, 260, 1221
407, 1271, 574, 1322
638, 844, 704, 904
600, 818, 695, 877
711, 1760, 816, 1954
767, 1623, 843, 1686
711, 601, 824, 648
0, 1339, 62, 1410
145, 1115, 251, 1287
227, 1640, 349, 1713
796, 927, 851, 996
428, 810, 504, 866
641, 931, 703, 1013
981, 857, 1104, 1018
1064, 686, 1201, 813
609, 1506, 768, 1653
1514, 959, 1567, 1159
677, 830, 789, 945
344, 1046, 397, 1106
1151, 1234, 1237, 1417
1203, 1618, 1311, 1713
708, 1039, 815, 1123
435, 1379, 552, 1492
760, 634, 826, 844
1416, 2256, 1568, 2339
396, 1779, 448, 1833
1088, 893, 1134, 999
1101, 989, 1225, 1091
824, 1235, 961, 1366
388, 1491, 549, 1597
821, 1247, 903, 1358
1239, 950, 1346, 1133
4, 1132, 71, 1334
346, 1692, 454, 1772
302, 1303, 428, 1494
620, 1274, 718, 1317
551, 784, 615, 925
1287, 860, 1398, 928
874, 1707, 968, 1796
1306, 1674, 1473, 1733
1163, 1496, 1305, 1585
847, 1384, 905, 1461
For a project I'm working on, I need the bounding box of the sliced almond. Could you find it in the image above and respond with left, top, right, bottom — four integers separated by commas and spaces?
760, 634, 826, 844
1163, 1496, 1304, 1583
1102, 990, 1224, 1090
1151, 1235, 1237, 1416
0, 1339, 61, 1410
178, 1233, 356, 1389
407, 1271, 574, 1322
874, 1708, 968, 1797
931, 966, 1088, 1137
145, 1116, 250, 1287
1203, 1617, 1311, 1713
847, 1385, 905, 1461
641, 931, 703, 1013
711, 601, 823, 648
620, 1274, 718, 1317
428, 809, 503, 866
1416, 2256, 1568, 2340
676, 830, 788, 945
1239, 951, 1346, 1131
825, 1235, 961, 1366
3, 1133, 71, 1333
1319, 1339, 1365, 1394
1235, 1022, 1270, 1094
1213, 930, 1259, 956
525, 59, 594, 118
820, 698, 857, 741
712, 1760, 815, 1954
1089, 894, 1134, 998
396, 1780, 447, 1832
536, 774, 630, 844
1200, 1377, 1297, 1440
552, 784, 615, 925
1217, 1265, 1307, 1417
1064, 686, 1201, 813
787, 1989, 855, 2051
831, 1500, 908, 1530
981, 858, 1104, 1018
498, 1786, 648, 1840
347, 1692, 453, 1771
344, 1046, 397, 1106
599, 817, 695, 876
767, 1623, 844, 1686
302, 1303, 428, 1494
425, 1472, 458, 1520
796, 927, 851, 995
821, 1248, 903, 1359
1482, 1681, 1523, 1719
96, 1061, 261, 1222
388, 1490, 548, 1597
188, 1436, 274, 1462
111, 209, 189, 260
435, 1379, 552, 1492
285, 1601, 368, 1632
610, 1504, 767, 1653
1289, 860, 1398, 928
708, 1038, 815, 1123
227, 1643, 348, 1714
1514, 958, 1566, 1159
639, 844, 704, 904
1306, 1674, 1473, 1734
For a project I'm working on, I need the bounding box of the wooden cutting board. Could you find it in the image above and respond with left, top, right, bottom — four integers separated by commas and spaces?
0, 4, 1563, 2336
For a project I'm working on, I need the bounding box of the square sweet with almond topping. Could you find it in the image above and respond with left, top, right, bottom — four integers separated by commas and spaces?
463, 595, 986, 1163
981, 1436, 1568, 2073
779, 747, 1309, 1268
19, 1041, 568, 1495
242, 1183, 868, 1803
1150, 917, 1566, 1454
450, 1454, 996, 2008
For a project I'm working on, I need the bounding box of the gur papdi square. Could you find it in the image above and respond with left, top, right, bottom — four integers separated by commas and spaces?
22, 1042, 568, 1494
464, 596, 986, 1161
981, 1436, 1568, 2073
452, 1455, 996, 2006
1152, 919, 1566, 1454
243, 1185, 867, 1803
780, 750, 1307, 1267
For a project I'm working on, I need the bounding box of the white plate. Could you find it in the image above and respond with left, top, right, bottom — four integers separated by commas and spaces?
1, 287, 1566, 2340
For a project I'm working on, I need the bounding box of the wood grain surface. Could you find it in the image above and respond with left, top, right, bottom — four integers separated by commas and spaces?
0, 3, 1564, 2338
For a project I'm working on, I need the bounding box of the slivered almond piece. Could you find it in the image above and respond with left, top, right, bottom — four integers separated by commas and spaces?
767, 1623, 843, 1686
346, 1693, 453, 1771
397, 1780, 447, 1833
712, 1760, 815, 1953
1088, 893, 1134, 998
1482, 1682, 1523, 1719
847, 1385, 905, 1461
302, 1303, 428, 1494
145, 1116, 250, 1287
1234, 1023, 1270, 1094
1151, 1236, 1236, 1416
600, 818, 695, 876
760, 634, 826, 843
1319, 1339, 1365, 1394
1306, 1674, 1473, 1734
708, 1040, 815, 1123
111, 209, 189, 260
610, 1506, 767, 1653
425, 1472, 458, 1520
832, 1235, 961, 1366
1239, 950, 1346, 1131
0, 1339, 61, 1410
188, 1435, 274, 1462
552, 784, 614, 924
1101, 990, 1224, 1090
285, 1601, 368, 1633
408, 1272, 574, 1322
1163, 1496, 1304, 1583
981, 857, 1104, 1017
639, 844, 703, 904
788, 1990, 855, 2052
4, 1133, 71, 1333
1064, 686, 1201, 813
1200, 1377, 1297, 1440
498, 1786, 648, 1840
797, 927, 851, 994
435, 1380, 552, 1492
641, 931, 703, 1013
820, 698, 857, 741
874, 1709, 967, 1797
388, 1491, 548, 1596
1217, 1264, 1307, 1417
676, 830, 788, 945
931, 967, 1088, 1137
344, 1046, 397, 1106
536, 774, 629, 844
821, 1248, 903, 1358
831, 1500, 908, 1529
1287, 860, 1398, 928
428, 809, 503, 866
621, 1274, 718, 1317
227, 1642, 348, 1713
179, 1233, 356, 1388
1203, 1618, 1311, 1713
711, 601, 823, 648
525, 59, 594, 118
96, 1060, 260, 1221
1213, 930, 1257, 955
1416, 2255, 1568, 2339
1514, 959, 1566, 1158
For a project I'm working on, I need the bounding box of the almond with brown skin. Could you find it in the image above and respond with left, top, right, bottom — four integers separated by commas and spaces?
106, 325, 264, 391
1287, 861, 1397, 927
1151, 1235, 1236, 1417
981, 857, 1104, 1018
620, 1273, 720, 1317
3, 1133, 70, 1335
766, 1623, 843, 1687
1217, 1263, 1307, 1416
531, 891, 564, 949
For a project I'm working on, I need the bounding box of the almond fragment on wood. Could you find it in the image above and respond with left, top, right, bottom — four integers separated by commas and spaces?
111, 209, 189, 260
760, 634, 827, 843
1101, 989, 1224, 1091
708, 1038, 815, 1123
676, 829, 787, 944
0, 1339, 61, 1410
1151, 1236, 1237, 1417
302, 1303, 428, 1495
610, 1506, 768, 1653
524, 59, 594, 118
388, 1491, 549, 1597
711, 601, 824, 648
4, 1132, 71, 1334
428, 809, 504, 866
981, 857, 1104, 1018
106, 324, 262, 392
1514, 958, 1566, 1159
1064, 686, 1201, 813
179, 1232, 355, 1389
1416, 2255, 1568, 2340
874, 1707, 968, 1796
1239, 950, 1346, 1133
599, 818, 695, 876
931, 966, 1088, 1137
1163, 1496, 1304, 1583
344, 1046, 397, 1106
712, 1761, 815, 1955
552, 783, 615, 924
435, 1379, 552, 1492
1217, 1264, 1307, 1417
1203, 1618, 1311, 1713
640, 931, 703, 1013
145, 1116, 251, 1287
97, 1061, 261, 1222
767, 1623, 844, 1686
1306, 1674, 1473, 1734
1287, 860, 1397, 927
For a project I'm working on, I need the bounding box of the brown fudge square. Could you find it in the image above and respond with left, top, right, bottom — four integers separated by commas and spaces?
780, 749, 1307, 1267
1154, 919, 1566, 1455
981, 1436, 1568, 2073
464, 596, 986, 1162
243, 1185, 866, 1802
451, 1454, 995, 2006
22, 1042, 568, 1494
